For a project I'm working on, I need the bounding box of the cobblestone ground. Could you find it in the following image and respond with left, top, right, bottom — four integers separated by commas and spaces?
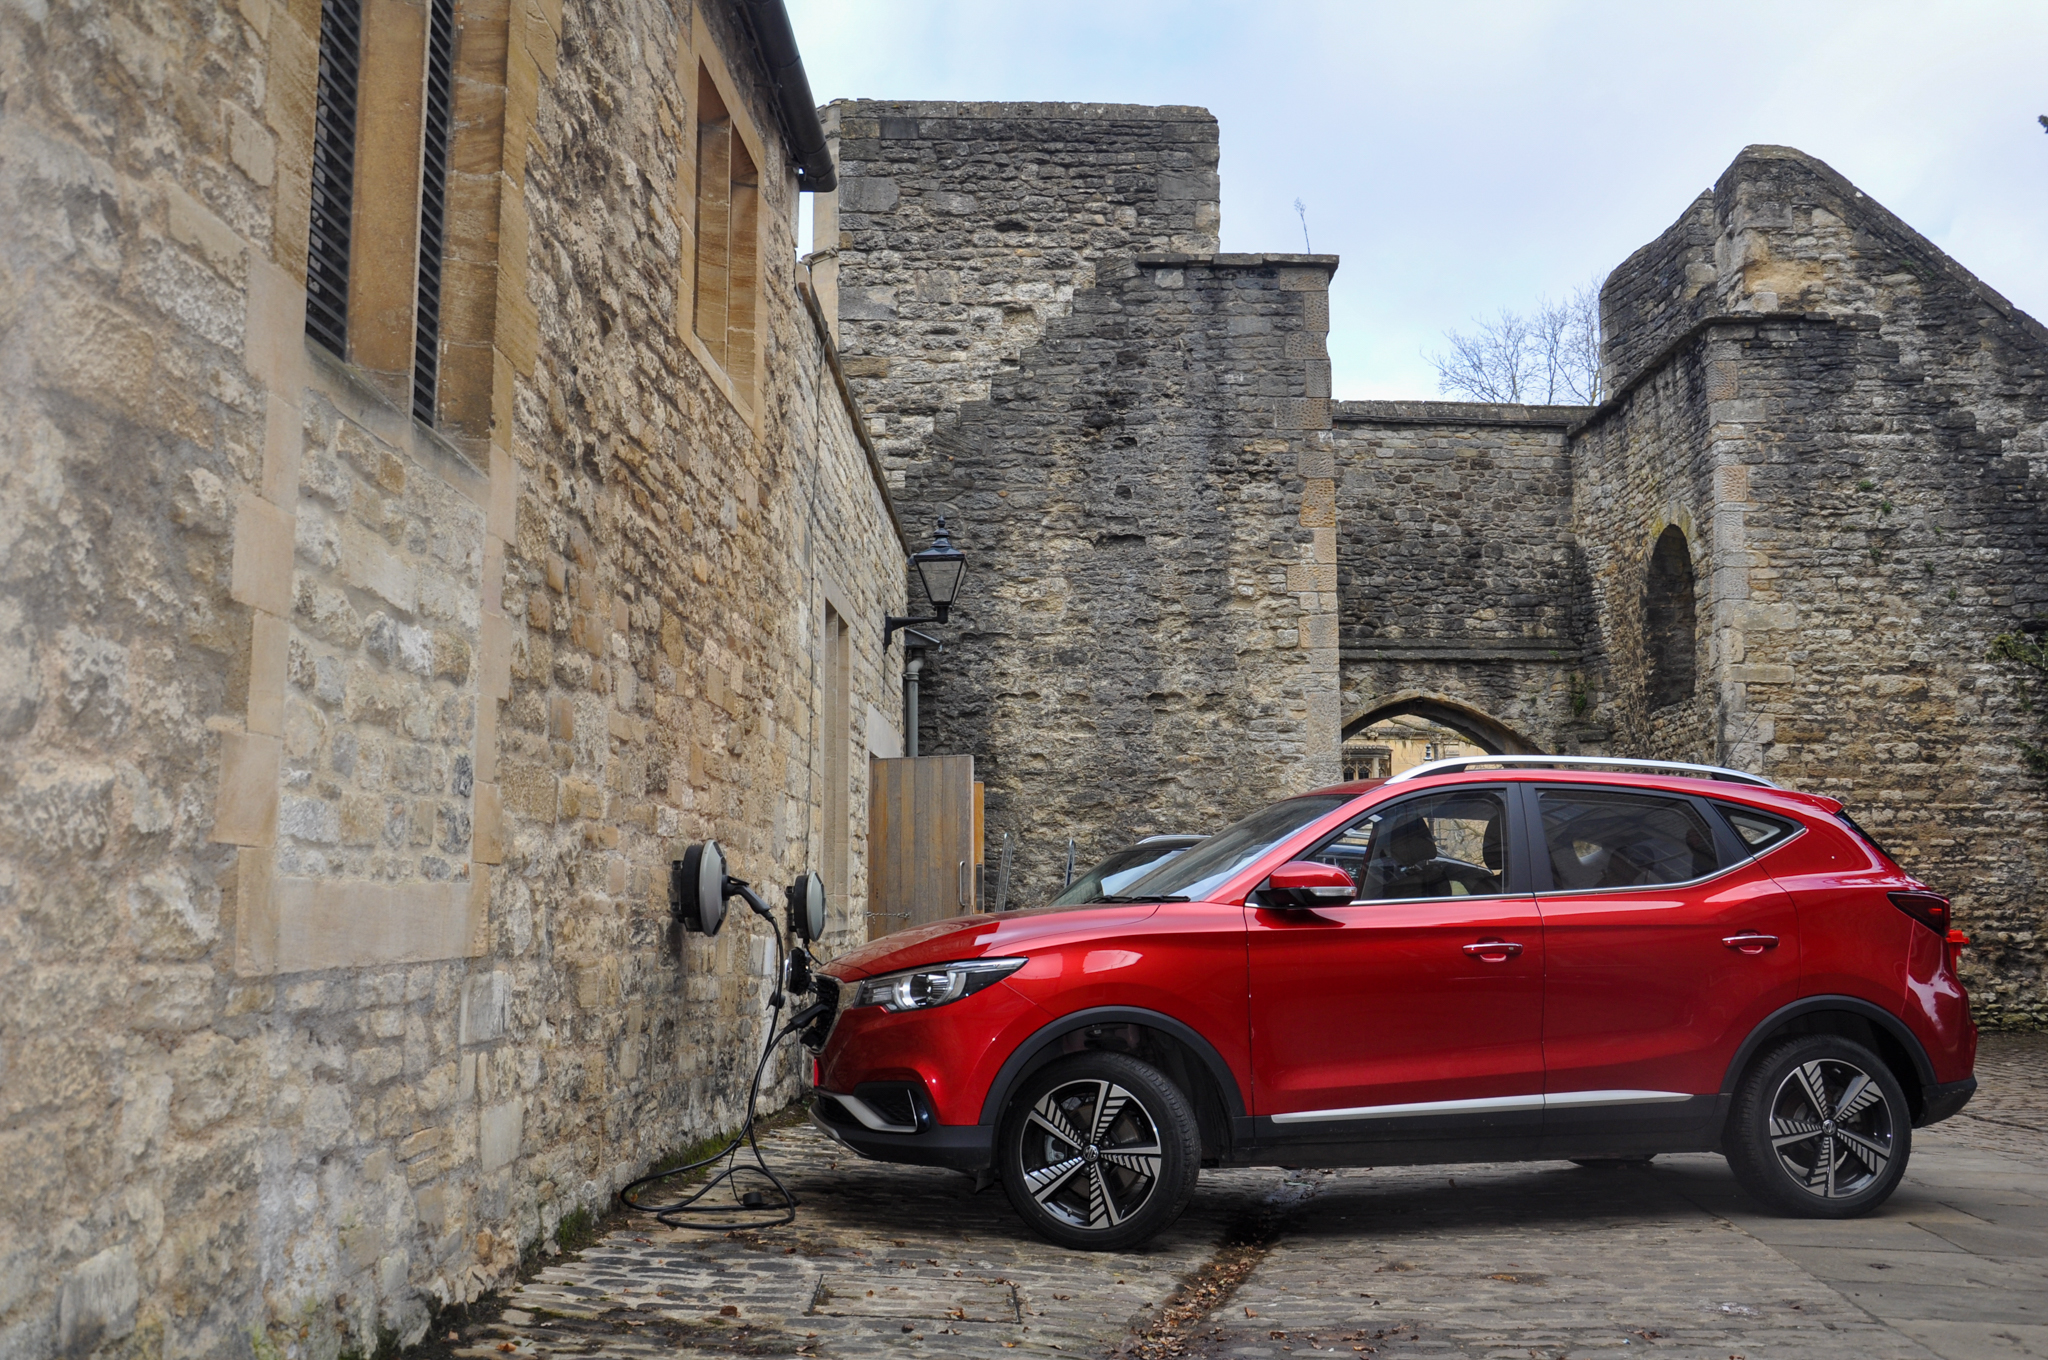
455, 1036, 2046, 1360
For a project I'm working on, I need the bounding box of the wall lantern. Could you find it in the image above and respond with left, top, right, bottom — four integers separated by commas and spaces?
884, 517, 968, 648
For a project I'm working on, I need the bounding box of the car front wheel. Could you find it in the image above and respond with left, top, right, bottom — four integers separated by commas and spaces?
998, 1052, 1201, 1251
1726, 1035, 1911, 1218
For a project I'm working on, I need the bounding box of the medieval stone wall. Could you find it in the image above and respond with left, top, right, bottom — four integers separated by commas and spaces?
0, 1, 905, 1356
820, 101, 1222, 495
1330, 401, 1596, 755
827, 101, 1340, 904
1570, 147, 2048, 1026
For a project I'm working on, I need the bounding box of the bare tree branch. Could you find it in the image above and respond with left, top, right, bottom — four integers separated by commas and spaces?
1430, 276, 1606, 406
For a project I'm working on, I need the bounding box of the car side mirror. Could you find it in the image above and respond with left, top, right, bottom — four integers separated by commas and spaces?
1260, 860, 1356, 909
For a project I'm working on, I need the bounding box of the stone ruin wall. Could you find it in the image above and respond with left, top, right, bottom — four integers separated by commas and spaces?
1580, 147, 2048, 1026
0, 1, 905, 1355
1330, 401, 1597, 756
827, 103, 1340, 903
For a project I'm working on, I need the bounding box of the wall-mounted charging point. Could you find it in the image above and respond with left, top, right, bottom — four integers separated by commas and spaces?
632, 848, 837, 1231
672, 840, 729, 936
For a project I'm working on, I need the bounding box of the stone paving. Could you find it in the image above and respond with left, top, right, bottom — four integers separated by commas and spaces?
452, 1036, 2048, 1360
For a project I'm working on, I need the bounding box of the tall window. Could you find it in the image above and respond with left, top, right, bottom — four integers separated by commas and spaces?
303, 0, 452, 430
305, 0, 361, 358
1645, 525, 1697, 709
691, 62, 759, 404
823, 606, 852, 898
411, 0, 454, 425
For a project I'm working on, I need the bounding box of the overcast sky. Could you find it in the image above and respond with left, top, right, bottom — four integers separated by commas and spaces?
785, 0, 2048, 400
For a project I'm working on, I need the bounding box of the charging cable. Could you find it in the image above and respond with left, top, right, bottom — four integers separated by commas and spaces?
618, 882, 828, 1231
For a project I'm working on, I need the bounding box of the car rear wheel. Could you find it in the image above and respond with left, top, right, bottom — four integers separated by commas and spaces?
1726, 1035, 1910, 1218
998, 1052, 1200, 1251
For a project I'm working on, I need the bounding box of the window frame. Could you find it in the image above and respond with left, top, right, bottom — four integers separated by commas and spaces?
676, 15, 771, 426
1517, 782, 1783, 896
1301, 784, 1524, 905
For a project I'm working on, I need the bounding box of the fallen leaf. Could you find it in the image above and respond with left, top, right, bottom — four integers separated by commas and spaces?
719, 1305, 739, 1317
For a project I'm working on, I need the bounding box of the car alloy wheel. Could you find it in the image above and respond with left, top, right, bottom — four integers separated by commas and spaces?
999, 1052, 1200, 1250
1768, 1057, 1896, 1198
1727, 1035, 1911, 1218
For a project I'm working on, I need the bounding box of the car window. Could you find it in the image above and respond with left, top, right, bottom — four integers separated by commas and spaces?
1538, 787, 1721, 891
1122, 797, 1349, 902
1049, 843, 1192, 906
1310, 790, 1509, 901
1714, 803, 1801, 856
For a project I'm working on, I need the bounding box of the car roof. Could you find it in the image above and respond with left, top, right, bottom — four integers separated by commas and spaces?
1305, 766, 1845, 817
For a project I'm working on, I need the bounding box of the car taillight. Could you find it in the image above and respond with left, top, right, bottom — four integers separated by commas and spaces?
1888, 890, 1951, 935
1946, 929, 1969, 971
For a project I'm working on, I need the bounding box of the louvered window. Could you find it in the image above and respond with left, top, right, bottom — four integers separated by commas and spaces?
411, 0, 454, 425
305, 0, 361, 358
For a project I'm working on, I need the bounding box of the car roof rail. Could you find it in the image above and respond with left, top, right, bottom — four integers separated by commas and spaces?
1384, 754, 1777, 788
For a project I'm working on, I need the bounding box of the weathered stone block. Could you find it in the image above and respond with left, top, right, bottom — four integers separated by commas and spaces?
58, 1246, 138, 1357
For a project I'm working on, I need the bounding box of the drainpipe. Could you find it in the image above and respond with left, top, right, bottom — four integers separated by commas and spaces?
742, 0, 837, 192
904, 655, 921, 759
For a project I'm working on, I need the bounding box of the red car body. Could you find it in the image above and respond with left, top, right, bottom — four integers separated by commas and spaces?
807, 768, 1976, 1176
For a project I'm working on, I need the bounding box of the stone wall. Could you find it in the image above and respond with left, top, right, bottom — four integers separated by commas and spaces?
820, 101, 1222, 494
1569, 146, 2048, 1026
1330, 401, 1596, 755
0, 1, 905, 1356
826, 101, 1340, 904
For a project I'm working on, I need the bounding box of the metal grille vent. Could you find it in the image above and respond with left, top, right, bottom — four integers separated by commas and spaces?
411, 0, 454, 425
305, 0, 361, 358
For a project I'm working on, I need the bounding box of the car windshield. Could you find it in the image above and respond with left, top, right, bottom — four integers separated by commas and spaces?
1118, 796, 1350, 903
1050, 842, 1196, 907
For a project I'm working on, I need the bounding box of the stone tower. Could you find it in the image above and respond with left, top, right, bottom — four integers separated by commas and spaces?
816, 102, 1342, 901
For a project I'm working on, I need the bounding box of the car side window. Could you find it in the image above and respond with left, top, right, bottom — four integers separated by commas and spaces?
1714, 803, 1801, 856
1537, 787, 1722, 891
1310, 791, 1509, 901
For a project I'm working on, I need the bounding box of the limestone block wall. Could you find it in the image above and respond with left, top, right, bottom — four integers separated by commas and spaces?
875, 253, 1343, 901
821, 101, 1222, 494
1331, 401, 1596, 754
1574, 146, 2048, 1026
0, 1, 905, 1357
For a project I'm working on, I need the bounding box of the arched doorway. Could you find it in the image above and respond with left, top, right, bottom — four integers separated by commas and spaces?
1645, 526, 1697, 709
1340, 694, 1542, 779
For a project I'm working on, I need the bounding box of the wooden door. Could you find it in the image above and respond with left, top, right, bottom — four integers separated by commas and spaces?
868, 755, 977, 938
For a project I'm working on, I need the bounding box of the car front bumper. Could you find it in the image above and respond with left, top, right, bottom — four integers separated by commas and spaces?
809, 1102, 994, 1172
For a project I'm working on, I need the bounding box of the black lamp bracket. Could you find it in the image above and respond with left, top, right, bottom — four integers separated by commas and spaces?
884, 606, 949, 649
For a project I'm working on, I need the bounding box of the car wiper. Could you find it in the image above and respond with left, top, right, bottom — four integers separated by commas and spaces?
1098, 893, 1190, 903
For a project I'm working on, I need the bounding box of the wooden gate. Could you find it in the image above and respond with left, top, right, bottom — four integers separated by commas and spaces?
867, 755, 978, 938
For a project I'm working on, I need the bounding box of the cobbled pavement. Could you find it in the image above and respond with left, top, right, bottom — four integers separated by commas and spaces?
449, 1035, 2047, 1360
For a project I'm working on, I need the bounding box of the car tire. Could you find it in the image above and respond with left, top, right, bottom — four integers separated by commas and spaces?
1725, 1035, 1911, 1218
998, 1052, 1201, 1251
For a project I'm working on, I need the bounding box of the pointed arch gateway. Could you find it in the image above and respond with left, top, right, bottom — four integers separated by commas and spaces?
1341, 694, 1544, 761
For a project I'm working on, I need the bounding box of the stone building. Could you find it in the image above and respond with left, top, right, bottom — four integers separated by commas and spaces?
1, 1, 907, 1355
820, 114, 2048, 1023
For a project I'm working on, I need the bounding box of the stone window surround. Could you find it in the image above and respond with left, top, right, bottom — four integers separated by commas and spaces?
675, 11, 772, 430
209, 0, 558, 975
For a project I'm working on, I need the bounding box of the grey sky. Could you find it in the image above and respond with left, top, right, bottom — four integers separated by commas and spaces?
787, 0, 2048, 400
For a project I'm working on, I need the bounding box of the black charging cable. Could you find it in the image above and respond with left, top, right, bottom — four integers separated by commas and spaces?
618, 882, 829, 1231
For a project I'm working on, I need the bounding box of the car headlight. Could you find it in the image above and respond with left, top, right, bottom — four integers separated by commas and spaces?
851, 958, 1028, 1012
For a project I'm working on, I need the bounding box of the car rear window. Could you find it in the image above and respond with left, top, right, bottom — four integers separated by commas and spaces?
1833, 810, 1901, 867
1713, 803, 1802, 856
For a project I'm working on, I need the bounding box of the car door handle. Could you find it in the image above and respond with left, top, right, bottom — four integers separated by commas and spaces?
1463, 940, 1524, 961
1722, 932, 1780, 954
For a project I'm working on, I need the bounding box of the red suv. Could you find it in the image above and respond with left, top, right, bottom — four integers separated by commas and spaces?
806, 758, 1977, 1249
